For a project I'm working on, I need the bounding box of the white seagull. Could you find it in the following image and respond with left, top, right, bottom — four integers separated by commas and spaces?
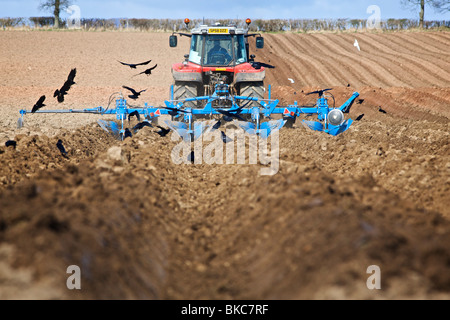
354, 39, 361, 51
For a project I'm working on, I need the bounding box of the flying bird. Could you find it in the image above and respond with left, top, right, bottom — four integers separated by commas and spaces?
217, 106, 246, 121
118, 59, 152, 69
288, 78, 295, 84
54, 68, 77, 103
357, 99, 365, 104
212, 120, 222, 130
122, 86, 147, 100
5, 140, 17, 149
134, 64, 158, 77
156, 126, 171, 137
128, 110, 141, 122
31, 95, 46, 113
132, 121, 153, 132
378, 106, 387, 114
354, 39, 361, 51
66, 68, 77, 86
250, 61, 275, 70
56, 139, 68, 157
355, 114, 365, 121
162, 106, 192, 116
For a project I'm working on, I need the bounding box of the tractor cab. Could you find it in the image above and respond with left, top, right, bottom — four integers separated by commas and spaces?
187, 26, 249, 67
169, 19, 266, 106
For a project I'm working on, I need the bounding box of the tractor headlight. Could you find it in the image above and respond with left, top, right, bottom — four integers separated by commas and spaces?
328, 109, 345, 126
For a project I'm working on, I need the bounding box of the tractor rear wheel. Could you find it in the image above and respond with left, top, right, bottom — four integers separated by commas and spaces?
238, 81, 264, 120
173, 81, 198, 108
239, 81, 264, 107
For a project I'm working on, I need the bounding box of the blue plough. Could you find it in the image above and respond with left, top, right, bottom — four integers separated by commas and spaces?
18, 85, 359, 140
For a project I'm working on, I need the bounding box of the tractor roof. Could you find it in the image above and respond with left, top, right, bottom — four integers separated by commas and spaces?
190, 24, 247, 35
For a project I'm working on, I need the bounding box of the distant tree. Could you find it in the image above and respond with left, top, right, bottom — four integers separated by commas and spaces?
401, 0, 450, 28
39, 0, 72, 29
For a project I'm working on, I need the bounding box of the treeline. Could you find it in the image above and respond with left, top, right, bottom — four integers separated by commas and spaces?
1, 17, 449, 31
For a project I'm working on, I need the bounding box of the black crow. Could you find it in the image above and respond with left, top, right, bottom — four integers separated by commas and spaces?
251, 61, 275, 69
31, 95, 46, 113
212, 120, 222, 130
156, 126, 170, 137
306, 88, 333, 97
118, 59, 152, 69
128, 110, 141, 122
67, 68, 76, 86
56, 139, 68, 157
162, 106, 191, 115
54, 68, 76, 103
217, 109, 246, 121
134, 64, 158, 77
122, 86, 147, 100
132, 121, 153, 132
5, 140, 17, 149
124, 128, 132, 139
355, 114, 365, 121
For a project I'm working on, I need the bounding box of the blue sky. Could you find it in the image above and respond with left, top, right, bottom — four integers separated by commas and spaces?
1, 0, 449, 20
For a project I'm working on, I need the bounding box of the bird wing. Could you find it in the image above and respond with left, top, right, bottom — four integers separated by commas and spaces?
138, 89, 147, 94
217, 109, 229, 116
60, 81, 71, 93
68, 68, 76, 81
136, 59, 152, 66
150, 64, 158, 70
157, 126, 170, 133
122, 86, 137, 95
118, 60, 133, 67
258, 62, 275, 68
37, 95, 46, 105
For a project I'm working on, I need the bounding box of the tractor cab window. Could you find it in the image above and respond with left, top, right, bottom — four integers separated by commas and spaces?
189, 34, 203, 65
234, 34, 247, 65
203, 35, 233, 66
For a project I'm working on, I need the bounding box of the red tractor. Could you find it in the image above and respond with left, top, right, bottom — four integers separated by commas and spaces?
169, 19, 268, 108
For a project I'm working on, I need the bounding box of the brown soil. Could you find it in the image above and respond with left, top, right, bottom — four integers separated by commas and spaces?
0, 30, 449, 300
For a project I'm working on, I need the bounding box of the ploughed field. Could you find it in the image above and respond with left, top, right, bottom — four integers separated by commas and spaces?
0, 30, 449, 299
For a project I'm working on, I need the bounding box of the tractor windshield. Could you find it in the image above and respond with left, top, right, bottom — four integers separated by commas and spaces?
188, 34, 246, 67
189, 34, 247, 66
203, 35, 233, 66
